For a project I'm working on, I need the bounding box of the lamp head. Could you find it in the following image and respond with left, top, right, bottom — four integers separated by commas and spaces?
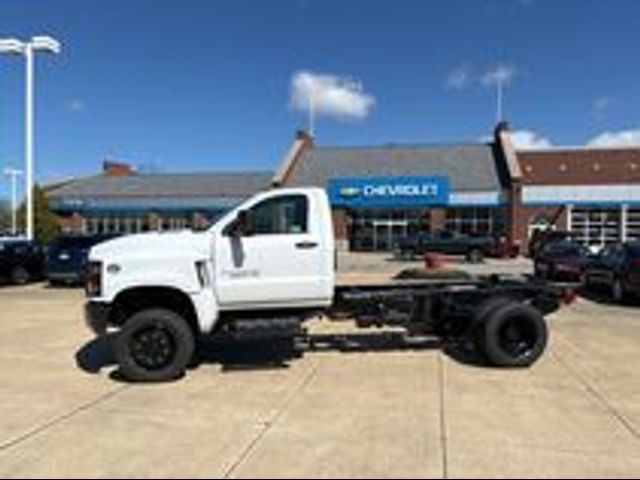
31, 35, 61, 55
0, 38, 25, 55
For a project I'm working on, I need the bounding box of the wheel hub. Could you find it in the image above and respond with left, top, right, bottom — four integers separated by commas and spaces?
130, 326, 176, 370
499, 318, 536, 359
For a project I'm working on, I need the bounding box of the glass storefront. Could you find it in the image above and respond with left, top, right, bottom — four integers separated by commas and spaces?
347, 207, 507, 251
348, 209, 429, 251
445, 207, 508, 236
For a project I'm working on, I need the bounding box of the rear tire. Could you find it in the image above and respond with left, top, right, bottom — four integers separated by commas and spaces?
11, 266, 30, 285
471, 296, 513, 339
114, 308, 195, 382
483, 303, 548, 368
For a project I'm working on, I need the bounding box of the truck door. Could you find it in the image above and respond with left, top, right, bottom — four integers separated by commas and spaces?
214, 192, 331, 309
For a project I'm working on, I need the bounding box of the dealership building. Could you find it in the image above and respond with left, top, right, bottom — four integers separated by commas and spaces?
48, 123, 640, 252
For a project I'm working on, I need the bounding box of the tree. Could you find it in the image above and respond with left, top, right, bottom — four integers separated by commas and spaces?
17, 184, 60, 244
0, 199, 10, 235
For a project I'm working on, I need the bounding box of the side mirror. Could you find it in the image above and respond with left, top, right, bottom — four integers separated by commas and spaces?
232, 209, 253, 237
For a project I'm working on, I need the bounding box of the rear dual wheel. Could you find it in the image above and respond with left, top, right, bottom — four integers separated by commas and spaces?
474, 300, 548, 368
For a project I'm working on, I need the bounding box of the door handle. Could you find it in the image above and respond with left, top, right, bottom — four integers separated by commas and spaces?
296, 240, 319, 249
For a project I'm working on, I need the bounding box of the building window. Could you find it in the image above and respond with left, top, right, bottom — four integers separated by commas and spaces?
85, 215, 148, 235
348, 209, 429, 251
571, 207, 622, 250
445, 207, 506, 236
167, 217, 190, 230
627, 208, 640, 242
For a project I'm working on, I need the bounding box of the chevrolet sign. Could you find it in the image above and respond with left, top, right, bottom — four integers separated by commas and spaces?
328, 176, 449, 207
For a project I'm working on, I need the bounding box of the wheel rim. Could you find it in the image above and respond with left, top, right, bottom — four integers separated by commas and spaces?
498, 317, 538, 360
13, 267, 28, 284
613, 281, 623, 301
130, 325, 177, 371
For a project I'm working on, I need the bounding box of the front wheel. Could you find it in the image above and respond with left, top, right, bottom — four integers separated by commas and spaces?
612, 279, 626, 303
11, 266, 30, 285
113, 308, 195, 382
483, 303, 548, 368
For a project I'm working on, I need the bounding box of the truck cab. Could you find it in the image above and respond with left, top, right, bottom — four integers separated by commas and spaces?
85, 187, 335, 380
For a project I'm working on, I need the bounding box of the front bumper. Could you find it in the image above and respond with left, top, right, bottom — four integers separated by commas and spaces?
85, 301, 112, 337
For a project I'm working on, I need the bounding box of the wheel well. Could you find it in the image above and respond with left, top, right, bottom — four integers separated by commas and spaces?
110, 286, 199, 334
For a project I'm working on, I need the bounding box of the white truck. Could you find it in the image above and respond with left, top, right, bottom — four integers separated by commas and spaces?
85, 187, 574, 381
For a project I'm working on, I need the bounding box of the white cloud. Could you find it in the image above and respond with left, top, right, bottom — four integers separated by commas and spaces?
66, 99, 86, 113
482, 64, 518, 87
591, 96, 612, 119
444, 64, 472, 91
587, 127, 640, 147
290, 71, 375, 120
510, 130, 553, 150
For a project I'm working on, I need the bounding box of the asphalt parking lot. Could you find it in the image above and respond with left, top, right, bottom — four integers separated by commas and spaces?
0, 260, 639, 478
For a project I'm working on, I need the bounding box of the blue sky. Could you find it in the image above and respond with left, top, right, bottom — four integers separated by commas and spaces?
1, 0, 639, 200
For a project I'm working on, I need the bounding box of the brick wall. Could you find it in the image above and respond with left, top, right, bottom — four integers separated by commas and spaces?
518, 149, 640, 185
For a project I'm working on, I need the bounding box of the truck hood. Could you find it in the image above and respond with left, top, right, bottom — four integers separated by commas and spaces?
90, 230, 211, 262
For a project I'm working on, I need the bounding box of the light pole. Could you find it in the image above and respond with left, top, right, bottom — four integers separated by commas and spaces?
0, 36, 61, 241
495, 78, 504, 124
3, 167, 23, 236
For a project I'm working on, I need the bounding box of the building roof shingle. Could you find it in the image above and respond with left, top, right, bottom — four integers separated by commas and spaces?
48, 171, 272, 199
286, 144, 504, 192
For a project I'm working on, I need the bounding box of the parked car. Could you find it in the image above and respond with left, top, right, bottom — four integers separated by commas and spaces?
534, 241, 589, 282
47, 234, 119, 286
528, 230, 577, 259
0, 238, 45, 285
582, 242, 640, 302
394, 231, 503, 262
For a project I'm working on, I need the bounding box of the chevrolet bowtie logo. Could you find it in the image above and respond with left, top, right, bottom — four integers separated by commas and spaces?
339, 186, 362, 198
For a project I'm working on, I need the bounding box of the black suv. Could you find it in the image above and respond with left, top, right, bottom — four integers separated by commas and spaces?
0, 238, 45, 285
47, 234, 119, 286
583, 242, 640, 303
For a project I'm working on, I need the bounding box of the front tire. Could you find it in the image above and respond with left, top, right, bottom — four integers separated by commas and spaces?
114, 308, 195, 382
11, 266, 30, 285
483, 303, 548, 368
612, 279, 626, 303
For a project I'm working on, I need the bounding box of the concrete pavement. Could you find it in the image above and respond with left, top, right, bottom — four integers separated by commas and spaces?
0, 284, 639, 478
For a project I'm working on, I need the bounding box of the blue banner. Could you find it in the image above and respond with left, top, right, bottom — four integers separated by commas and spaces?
328, 176, 450, 208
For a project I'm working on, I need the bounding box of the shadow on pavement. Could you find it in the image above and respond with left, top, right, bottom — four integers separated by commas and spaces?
75, 331, 489, 381
577, 286, 640, 307
75, 336, 116, 374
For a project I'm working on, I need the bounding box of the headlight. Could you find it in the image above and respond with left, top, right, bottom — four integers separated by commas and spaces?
85, 261, 102, 297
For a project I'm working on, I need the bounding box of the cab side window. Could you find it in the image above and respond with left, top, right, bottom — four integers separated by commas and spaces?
249, 195, 309, 235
